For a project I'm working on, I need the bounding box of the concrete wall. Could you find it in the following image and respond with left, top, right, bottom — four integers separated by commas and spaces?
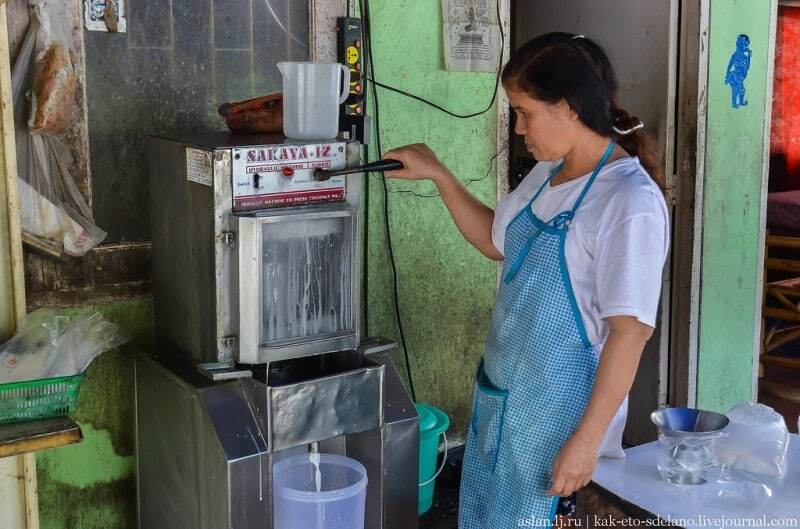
696, 0, 775, 412
84, 0, 308, 242
363, 0, 500, 439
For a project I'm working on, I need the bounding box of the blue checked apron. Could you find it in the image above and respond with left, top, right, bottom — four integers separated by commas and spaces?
459, 141, 616, 529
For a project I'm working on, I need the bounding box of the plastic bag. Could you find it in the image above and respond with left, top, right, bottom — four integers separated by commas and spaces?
716, 401, 790, 478
218, 92, 283, 134
31, 39, 77, 134
702, 469, 776, 514
0, 308, 129, 383
656, 431, 727, 485
11, 0, 106, 257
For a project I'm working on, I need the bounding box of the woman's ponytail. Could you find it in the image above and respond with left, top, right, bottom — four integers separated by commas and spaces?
611, 107, 665, 191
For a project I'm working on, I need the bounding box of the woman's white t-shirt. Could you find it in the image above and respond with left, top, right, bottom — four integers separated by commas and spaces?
491, 156, 670, 458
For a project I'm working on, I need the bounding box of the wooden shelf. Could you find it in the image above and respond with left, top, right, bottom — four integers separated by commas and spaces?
0, 417, 83, 458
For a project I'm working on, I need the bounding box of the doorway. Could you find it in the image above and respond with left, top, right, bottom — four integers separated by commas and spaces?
509, 0, 678, 445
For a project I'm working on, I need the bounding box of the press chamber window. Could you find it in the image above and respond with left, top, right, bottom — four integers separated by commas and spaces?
260, 216, 353, 345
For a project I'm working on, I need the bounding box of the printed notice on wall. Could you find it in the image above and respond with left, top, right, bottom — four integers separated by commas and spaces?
441, 0, 501, 72
186, 148, 213, 187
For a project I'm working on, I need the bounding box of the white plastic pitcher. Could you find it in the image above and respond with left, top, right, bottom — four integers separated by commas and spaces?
278, 62, 350, 140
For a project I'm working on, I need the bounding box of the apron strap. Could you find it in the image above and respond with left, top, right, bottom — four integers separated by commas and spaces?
503, 140, 616, 284
565, 140, 616, 218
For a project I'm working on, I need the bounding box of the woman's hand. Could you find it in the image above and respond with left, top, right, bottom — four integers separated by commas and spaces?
382, 143, 450, 182
548, 431, 601, 497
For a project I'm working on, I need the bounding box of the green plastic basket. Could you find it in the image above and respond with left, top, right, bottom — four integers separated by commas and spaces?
0, 374, 84, 424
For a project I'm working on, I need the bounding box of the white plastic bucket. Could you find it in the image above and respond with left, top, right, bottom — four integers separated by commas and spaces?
277, 62, 350, 140
272, 453, 368, 529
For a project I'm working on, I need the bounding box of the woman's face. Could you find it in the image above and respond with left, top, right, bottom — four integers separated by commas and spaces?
506, 85, 577, 161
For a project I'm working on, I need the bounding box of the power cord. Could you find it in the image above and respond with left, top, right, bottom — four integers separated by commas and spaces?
363, 0, 503, 119
359, 0, 505, 403
360, 0, 417, 402
370, 145, 507, 198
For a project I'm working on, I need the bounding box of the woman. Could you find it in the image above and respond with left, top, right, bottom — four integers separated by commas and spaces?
384, 33, 669, 527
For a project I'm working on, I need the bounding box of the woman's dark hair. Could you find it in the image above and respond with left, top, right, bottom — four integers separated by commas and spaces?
502, 32, 664, 189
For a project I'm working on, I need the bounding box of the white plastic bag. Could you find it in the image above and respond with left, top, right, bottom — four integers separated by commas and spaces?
0, 308, 129, 383
716, 401, 790, 478
11, 0, 106, 257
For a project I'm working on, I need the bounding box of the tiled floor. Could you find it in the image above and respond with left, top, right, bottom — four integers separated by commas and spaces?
419, 446, 464, 529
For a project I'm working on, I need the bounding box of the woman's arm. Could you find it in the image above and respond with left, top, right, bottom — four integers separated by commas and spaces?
548, 315, 653, 497
433, 168, 502, 260
383, 144, 502, 261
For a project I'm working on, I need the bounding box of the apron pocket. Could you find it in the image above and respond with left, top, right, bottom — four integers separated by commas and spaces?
470, 362, 508, 473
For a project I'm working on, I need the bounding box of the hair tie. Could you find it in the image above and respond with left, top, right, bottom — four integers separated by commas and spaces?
612, 118, 644, 136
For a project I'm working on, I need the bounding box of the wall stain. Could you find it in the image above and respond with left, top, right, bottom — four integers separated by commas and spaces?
36, 472, 136, 529
36, 298, 151, 528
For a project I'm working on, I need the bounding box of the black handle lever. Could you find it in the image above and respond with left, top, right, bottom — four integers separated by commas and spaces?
314, 159, 404, 181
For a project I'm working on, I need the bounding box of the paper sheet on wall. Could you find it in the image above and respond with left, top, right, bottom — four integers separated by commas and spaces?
442, 0, 501, 72
84, 0, 128, 32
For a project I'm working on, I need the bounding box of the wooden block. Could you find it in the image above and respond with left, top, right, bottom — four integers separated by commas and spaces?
0, 417, 82, 458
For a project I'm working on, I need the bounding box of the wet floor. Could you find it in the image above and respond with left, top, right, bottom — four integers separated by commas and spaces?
419, 445, 463, 529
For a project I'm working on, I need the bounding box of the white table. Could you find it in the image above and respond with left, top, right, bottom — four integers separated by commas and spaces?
590, 435, 800, 527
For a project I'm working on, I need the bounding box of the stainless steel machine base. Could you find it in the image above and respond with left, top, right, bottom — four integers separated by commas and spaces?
135, 351, 419, 529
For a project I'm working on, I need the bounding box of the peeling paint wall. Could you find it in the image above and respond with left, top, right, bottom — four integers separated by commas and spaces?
363, 0, 499, 440
697, 0, 774, 412
35, 298, 151, 529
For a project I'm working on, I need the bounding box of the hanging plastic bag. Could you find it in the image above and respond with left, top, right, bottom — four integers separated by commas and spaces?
0, 308, 129, 384
11, 0, 106, 257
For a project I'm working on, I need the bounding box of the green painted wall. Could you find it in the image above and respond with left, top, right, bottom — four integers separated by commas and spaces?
697, 0, 774, 411
363, 0, 499, 439
36, 298, 152, 529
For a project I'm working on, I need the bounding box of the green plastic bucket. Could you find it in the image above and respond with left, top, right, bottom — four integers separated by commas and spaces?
415, 403, 450, 515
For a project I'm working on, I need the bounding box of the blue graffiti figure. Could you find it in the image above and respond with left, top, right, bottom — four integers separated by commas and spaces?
725, 34, 752, 108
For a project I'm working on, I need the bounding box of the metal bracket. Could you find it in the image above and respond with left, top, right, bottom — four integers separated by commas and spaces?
197, 361, 252, 381
357, 336, 397, 356
219, 232, 236, 249
219, 335, 237, 348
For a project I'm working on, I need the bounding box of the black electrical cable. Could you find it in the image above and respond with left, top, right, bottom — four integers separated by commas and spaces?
365, 0, 504, 119
360, 0, 417, 403
369, 145, 506, 198
359, 0, 506, 403
367, 74, 500, 119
